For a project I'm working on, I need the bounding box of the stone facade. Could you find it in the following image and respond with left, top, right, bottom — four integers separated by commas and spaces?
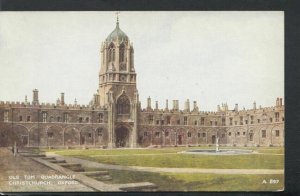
0, 20, 284, 148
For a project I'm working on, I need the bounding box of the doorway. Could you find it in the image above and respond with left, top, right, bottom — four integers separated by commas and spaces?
178, 135, 182, 145
115, 127, 129, 148
212, 135, 216, 144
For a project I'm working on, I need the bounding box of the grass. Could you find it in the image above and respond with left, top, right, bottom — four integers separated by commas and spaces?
85, 168, 284, 191
53, 147, 284, 169
49, 147, 284, 191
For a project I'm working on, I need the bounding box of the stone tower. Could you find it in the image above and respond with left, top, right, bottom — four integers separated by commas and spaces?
98, 17, 139, 148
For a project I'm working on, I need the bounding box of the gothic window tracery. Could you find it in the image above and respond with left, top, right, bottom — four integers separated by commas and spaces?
119, 44, 125, 62
117, 94, 130, 114
108, 43, 115, 62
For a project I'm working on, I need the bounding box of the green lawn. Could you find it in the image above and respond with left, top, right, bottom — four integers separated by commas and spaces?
53, 147, 284, 169
49, 147, 284, 191
85, 168, 284, 191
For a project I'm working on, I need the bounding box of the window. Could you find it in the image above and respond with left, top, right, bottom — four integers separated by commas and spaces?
156, 120, 160, 125
98, 113, 104, 123
222, 118, 225, 126
257, 119, 260, 123
117, 95, 130, 114
250, 116, 254, 124
166, 116, 171, 125
47, 132, 53, 138
42, 112, 47, 122
149, 115, 153, 124
97, 128, 103, 137
184, 116, 188, 125
119, 44, 125, 62
155, 132, 160, 137
161, 120, 164, 125
228, 132, 231, 136
202, 132, 206, 137
177, 120, 180, 125
282, 117, 284, 121
57, 116, 61, 122
275, 130, 280, 137
234, 121, 237, 125
27, 116, 31, 122
275, 112, 279, 122
19, 116, 23, 122
210, 121, 213, 126
215, 121, 217, 126
4, 111, 9, 122
240, 116, 243, 125
198, 132, 201, 138
200, 117, 205, 125
79, 117, 83, 123
243, 132, 246, 136
237, 132, 240, 136
88, 133, 92, 138
85, 117, 89, 123
188, 132, 192, 137
144, 131, 148, 136
108, 44, 115, 62
165, 131, 169, 137
245, 120, 248, 124
270, 118, 273, 123
64, 113, 68, 123
49, 116, 53, 122
262, 130, 266, 138
194, 120, 197, 125
229, 118, 233, 125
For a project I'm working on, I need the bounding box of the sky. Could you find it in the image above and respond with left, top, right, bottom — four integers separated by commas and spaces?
0, 11, 284, 111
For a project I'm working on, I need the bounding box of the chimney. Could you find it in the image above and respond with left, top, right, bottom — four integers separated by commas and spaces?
25, 95, 28, 104
235, 104, 238, 112
61, 93, 65, 105
74, 98, 77, 106
280, 98, 283, 106
165, 99, 169, 110
276, 97, 279, 106
253, 101, 256, 110
217, 105, 221, 111
173, 100, 176, 110
32, 89, 39, 105
184, 99, 190, 112
147, 97, 151, 109
193, 101, 198, 111
155, 101, 158, 110
176, 100, 179, 110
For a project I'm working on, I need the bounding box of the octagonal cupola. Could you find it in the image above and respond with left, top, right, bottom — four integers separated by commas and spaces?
106, 18, 129, 42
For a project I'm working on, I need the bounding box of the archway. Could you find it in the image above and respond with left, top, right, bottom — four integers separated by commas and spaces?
115, 126, 129, 148
212, 135, 216, 144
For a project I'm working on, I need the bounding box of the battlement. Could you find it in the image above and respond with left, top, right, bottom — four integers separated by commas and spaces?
0, 100, 107, 111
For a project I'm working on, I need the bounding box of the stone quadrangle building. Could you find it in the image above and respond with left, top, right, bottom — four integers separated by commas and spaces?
0, 20, 284, 148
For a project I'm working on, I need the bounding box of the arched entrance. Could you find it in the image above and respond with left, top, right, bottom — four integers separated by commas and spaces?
115, 127, 129, 148
212, 135, 216, 144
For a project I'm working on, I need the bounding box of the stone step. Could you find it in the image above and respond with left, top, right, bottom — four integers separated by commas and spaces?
58, 163, 82, 168
119, 182, 158, 191
93, 175, 112, 181
22, 154, 46, 157
49, 160, 66, 164
68, 167, 85, 172
79, 171, 109, 176
42, 157, 56, 160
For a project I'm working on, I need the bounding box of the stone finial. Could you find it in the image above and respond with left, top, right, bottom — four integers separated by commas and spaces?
165, 99, 169, 110
32, 89, 39, 105
155, 101, 158, 110
61, 93, 65, 105
253, 101, 256, 110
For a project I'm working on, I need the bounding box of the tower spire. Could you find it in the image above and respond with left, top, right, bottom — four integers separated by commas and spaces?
115, 11, 120, 27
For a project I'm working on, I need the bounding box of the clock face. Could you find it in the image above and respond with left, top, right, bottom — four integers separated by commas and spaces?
120, 75, 126, 81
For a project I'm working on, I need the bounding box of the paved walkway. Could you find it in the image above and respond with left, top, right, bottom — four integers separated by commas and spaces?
0, 148, 93, 192
49, 153, 284, 175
